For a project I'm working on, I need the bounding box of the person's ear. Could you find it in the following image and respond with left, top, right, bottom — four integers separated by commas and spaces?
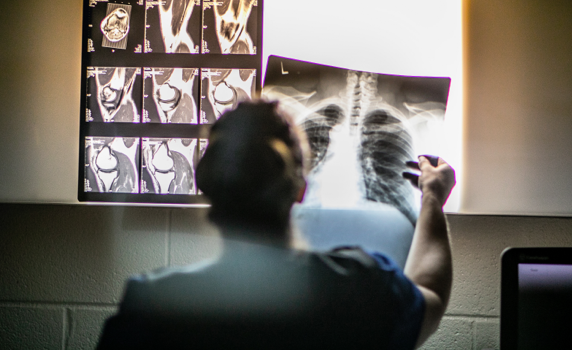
296, 181, 307, 203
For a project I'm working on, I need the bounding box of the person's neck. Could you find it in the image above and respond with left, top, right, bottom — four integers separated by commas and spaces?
218, 224, 291, 249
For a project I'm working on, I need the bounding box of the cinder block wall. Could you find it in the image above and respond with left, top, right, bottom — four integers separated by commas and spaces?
1, 204, 571, 349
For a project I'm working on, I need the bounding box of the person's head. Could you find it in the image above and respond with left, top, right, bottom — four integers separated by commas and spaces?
196, 100, 307, 236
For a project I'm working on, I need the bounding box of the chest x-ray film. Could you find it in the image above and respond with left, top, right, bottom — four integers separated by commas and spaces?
86, 0, 144, 54
85, 137, 140, 193
143, 68, 199, 123
144, 0, 201, 54
202, 0, 258, 55
200, 68, 256, 124
141, 138, 198, 195
263, 57, 450, 265
87, 67, 142, 123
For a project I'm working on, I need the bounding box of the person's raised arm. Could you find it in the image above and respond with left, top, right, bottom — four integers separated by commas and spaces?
403, 156, 456, 348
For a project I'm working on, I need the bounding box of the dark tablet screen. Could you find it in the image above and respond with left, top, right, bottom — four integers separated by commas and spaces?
501, 248, 572, 350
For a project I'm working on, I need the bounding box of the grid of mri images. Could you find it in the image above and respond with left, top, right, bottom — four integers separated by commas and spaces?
80, 0, 262, 203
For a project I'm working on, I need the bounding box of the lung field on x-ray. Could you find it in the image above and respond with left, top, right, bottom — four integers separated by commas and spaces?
303, 105, 343, 169
262, 57, 450, 225
360, 109, 416, 223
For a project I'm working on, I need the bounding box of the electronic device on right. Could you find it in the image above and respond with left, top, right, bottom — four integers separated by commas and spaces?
501, 247, 572, 349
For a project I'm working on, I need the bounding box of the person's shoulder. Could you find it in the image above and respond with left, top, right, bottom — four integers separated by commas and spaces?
119, 259, 218, 310
325, 246, 378, 267
308, 246, 401, 277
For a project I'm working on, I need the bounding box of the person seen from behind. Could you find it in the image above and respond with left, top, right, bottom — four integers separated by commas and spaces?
97, 100, 456, 349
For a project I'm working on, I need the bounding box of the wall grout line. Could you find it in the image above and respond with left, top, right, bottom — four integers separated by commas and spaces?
472, 317, 477, 350
0, 301, 119, 308
0, 302, 502, 319
444, 313, 499, 319
62, 308, 68, 350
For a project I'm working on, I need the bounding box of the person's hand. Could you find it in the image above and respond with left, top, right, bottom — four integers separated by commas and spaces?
403, 155, 456, 207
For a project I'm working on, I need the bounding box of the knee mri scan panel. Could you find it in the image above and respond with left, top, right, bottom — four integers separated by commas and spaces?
141, 138, 197, 194
79, 0, 263, 203
86, 67, 142, 123
196, 138, 208, 194
101, 3, 132, 49
263, 56, 451, 225
198, 138, 208, 159
144, 0, 201, 54
200, 68, 256, 123
143, 67, 199, 123
202, 0, 258, 54
84, 137, 140, 193
86, 0, 144, 54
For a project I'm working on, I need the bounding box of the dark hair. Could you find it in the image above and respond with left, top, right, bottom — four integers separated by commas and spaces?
196, 101, 306, 233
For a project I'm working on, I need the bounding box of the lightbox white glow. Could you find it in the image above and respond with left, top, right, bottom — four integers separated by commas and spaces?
0, 0, 462, 212
262, 0, 463, 212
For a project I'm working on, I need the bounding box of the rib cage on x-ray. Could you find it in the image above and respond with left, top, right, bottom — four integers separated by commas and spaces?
303, 74, 416, 224
263, 57, 450, 225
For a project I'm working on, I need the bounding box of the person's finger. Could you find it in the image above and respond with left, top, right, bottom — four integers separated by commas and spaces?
405, 160, 420, 170
402, 172, 420, 189
420, 154, 439, 167
418, 155, 431, 171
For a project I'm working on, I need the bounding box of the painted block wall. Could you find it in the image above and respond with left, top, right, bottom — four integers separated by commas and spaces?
1, 203, 572, 349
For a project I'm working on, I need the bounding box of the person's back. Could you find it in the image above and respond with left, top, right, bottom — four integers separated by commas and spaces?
98, 240, 423, 349
97, 101, 456, 349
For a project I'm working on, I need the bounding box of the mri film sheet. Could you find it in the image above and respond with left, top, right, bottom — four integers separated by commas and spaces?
196, 138, 208, 194
143, 68, 199, 123
263, 56, 451, 225
144, 0, 201, 54
200, 68, 256, 123
141, 138, 197, 194
202, 0, 258, 54
85, 137, 140, 193
86, 67, 142, 123
86, 0, 145, 54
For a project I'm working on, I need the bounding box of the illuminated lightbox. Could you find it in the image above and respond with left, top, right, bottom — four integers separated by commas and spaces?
79, 0, 263, 204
